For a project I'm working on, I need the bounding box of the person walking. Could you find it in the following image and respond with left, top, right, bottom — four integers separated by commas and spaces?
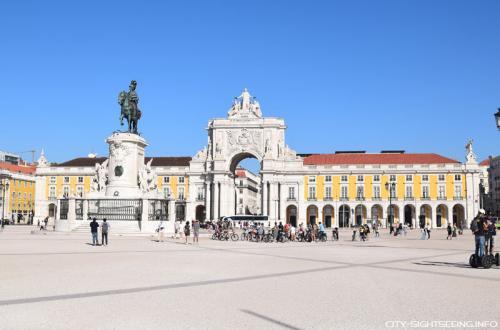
452, 224, 457, 238
174, 221, 180, 239
44, 216, 49, 231
184, 221, 191, 244
101, 219, 110, 246
90, 218, 99, 246
192, 219, 200, 244
446, 224, 452, 240
425, 225, 431, 239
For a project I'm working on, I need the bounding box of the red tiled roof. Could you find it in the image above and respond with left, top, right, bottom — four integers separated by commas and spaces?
479, 159, 490, 166
0, 161, 36, 175
303, 153, 460, 165
235, 169, 246, 178
54, 157, 192, 167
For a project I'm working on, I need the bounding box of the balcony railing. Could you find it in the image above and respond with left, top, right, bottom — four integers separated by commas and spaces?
453, 196, 463, 200
356, 196, 365, 201
437, 196, 447, 200
324, 196, 333, 201
287, 197, 296, 201
196, 196, 204, 202
372, 197, 381, 201
421, 196, 430, 200
339, 197, 349, 201
308, 197, 317, 201
404, 196, 415, 201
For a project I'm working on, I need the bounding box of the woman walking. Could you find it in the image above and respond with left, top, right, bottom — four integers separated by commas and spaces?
184, 221, 191, 244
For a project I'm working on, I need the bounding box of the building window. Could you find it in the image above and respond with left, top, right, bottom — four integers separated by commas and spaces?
438, 174, 445, 181
406, 175, 413, 182
49, 186, 56, 198
454, 185, 461, 198
341, 175, 348, 182
454, 174, 461, 181
406, 186, 413, 198
163, 177, 170, 183
239, 198, 243, 204
309, 176, 316, 183
197, 187, 204, 200
12, 192, 16, 199
77, 186, 83, 197
78, 176, 84, 183
177, 187, 185, 200
308, 186, 316, 199
239, 188, 243, 194
63, 186, 70, 197
357, 175, 364, 182
422, 186, 429, 198
341, 186, 348, 198
356, 186, 364, 199
288, 187, 295, 199
50, 176, 56, 184
373, 175, 380, 182
422, 175, 429, 182
438, 185, 445, 198
390, 175, 396, 182
239, 180, 243, 186
325, 186, 332, 199
178, 177, 185, 184
64, 176, 70, 184
163, 187, 170, 198
373, 186, 380, 198
325, 175, 332, 182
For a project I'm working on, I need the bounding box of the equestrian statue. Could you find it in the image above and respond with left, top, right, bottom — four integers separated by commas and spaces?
118, 80, 142, 134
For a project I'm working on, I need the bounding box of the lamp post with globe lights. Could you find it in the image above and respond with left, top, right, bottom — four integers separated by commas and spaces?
385, 181, 396, 228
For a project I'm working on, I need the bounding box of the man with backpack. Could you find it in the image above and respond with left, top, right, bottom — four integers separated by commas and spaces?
470, 209, 487, 257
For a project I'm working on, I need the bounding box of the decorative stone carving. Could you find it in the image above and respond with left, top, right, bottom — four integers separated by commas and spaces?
110, 141, 131, 160
138, 158, 158, 193
193, 146, 208, 161
91, 159, 109, 192
227, 88, 262, 119
37, 149, 49, 168
465, 139, 477, 164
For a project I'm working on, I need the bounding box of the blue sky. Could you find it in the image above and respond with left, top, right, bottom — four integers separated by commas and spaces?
1, 0, 499, 164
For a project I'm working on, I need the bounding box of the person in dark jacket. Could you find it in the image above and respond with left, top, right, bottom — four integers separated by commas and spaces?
90, 218, 99, 246
446, 224, 452, 240
470, 210, 486, 257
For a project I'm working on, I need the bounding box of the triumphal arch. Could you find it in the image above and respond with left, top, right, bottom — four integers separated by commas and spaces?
188, 88, 303, 222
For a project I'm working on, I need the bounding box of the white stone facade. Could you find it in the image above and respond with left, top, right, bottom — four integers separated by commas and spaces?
34, 89, 482, 233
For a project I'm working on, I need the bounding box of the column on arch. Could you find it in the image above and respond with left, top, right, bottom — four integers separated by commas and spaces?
205, 181, 211, 221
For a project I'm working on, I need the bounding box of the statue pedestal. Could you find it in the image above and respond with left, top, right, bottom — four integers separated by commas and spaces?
105, 132, 148, 198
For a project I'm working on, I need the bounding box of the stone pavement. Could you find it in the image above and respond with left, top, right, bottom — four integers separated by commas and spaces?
0, 227, 498, 329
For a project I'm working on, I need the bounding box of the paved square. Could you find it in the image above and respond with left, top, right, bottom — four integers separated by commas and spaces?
0, 227, 498, 329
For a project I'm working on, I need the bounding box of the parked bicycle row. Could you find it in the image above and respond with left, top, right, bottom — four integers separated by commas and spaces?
210, 220, 336, 243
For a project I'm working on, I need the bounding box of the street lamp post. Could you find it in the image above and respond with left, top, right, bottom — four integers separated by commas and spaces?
494, 109, 500, 130
385, 181, 396, 228
1, 179, 10, 229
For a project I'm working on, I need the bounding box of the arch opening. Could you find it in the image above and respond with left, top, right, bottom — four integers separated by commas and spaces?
232, 154, 262, 216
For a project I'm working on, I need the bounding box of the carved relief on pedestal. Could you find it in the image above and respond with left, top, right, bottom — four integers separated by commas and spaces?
91, 159, 109, 193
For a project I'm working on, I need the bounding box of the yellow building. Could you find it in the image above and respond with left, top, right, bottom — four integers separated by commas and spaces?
0, 161, 36, 223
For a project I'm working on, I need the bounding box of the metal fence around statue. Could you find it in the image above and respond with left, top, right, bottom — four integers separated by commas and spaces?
148, 199, 168, 221
87, 199, 142, 221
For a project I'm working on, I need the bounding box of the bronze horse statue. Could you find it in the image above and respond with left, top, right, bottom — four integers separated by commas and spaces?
118, 90, 141, 134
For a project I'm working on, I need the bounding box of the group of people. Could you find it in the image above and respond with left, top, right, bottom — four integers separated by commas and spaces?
171, 219, 201, 244
470, 209, 496, 258
89, 218, 110, 246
